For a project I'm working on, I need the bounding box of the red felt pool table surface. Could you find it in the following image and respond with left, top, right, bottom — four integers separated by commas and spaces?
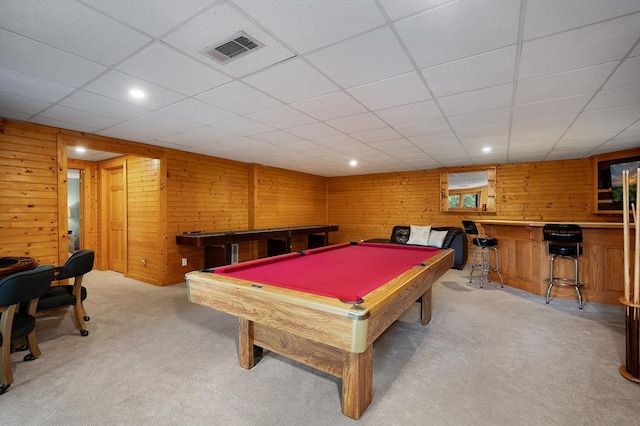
187, 242, 453, 420
211, 242, 440, 302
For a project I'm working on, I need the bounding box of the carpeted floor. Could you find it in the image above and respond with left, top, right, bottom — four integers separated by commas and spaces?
3, 267, 640, 425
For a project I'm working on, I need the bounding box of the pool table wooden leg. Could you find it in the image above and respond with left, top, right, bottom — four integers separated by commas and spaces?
238, 318, 262, 369
341, 345, 373, 420
421, 287, 432, 326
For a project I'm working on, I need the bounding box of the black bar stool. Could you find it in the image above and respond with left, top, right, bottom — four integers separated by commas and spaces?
543, 224, 584, 309
461, 220, 504, 288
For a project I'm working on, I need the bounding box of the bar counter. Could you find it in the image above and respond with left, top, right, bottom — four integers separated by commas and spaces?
477, 220, 635, 305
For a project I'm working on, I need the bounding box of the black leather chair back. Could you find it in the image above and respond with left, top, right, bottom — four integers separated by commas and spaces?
0, 265, 55, 307
543, 224, 583, 243
462, 220, 479, 236
55, 250, 94, 281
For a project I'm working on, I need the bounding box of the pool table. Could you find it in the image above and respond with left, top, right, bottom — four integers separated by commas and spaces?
185, 242, 454, 419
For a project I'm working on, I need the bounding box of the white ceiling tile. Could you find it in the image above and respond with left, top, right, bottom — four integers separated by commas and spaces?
395, 118, 451, 137
515, 62, 617, 104
84, 70, 186, 109
456, 124, 510, 141
292, 91, 366, 121
350, 127, 401, 143
586, 84, 640, 111
375, 100, 442, 126
213, 117, 276, 136
523, 0, 640, 40
130, 111, 202, 134
232, 0, 385, 54
243, 58, 338, 103
0, 29, 106, 87
514, 94, 591, 122
60, 91, 150, 121
367, 138, 413, 150
306, 26, 415, 88
379, 0, 453, 20
574, 104, 640, 127
325, 112, 387, 133
286, 122, 342, 140
519, 14, 640, 79
251, 131, 303, 145
29, 116, 101, 134
422, 46, 516, 97
77, 0, 212, 37
604, 56, 640, 89
97, 120, 176, 142
158, 126, 240, 146
511, 114, 576, 134
592, 138, 640, 154
0, 108, 31, 121
347, 73, 431, 111
418, 142, 467, 157
312, 134, 361, 148
0, 67, 75, 103
408, 131, 459, 146
510, 129, 564, 145
0, 92, 50, 115
277, 140, 325, 153
248, 106, 316, 129
396, 0, 520, 69
0, 0, 151, 66
438, 83, 513, 116
449, 107, 511, 130
117, 43, 232, 96
163, 3, 294, 78
38, 105, 120, 129
545, 148, 596, 161
460, 135, 508, 151
196, 81, 282, 115
159, 99, 237, 125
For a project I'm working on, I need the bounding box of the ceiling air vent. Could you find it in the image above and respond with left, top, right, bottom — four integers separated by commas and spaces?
201, 31, 264, 64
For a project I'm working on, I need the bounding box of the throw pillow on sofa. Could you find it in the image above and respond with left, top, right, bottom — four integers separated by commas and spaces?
428, 230, 449, 248
407, 225, 431, 246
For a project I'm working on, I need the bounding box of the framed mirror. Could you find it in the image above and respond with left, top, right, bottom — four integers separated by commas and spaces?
440, 167, 496, 212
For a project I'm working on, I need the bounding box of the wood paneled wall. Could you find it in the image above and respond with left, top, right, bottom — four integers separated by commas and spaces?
1, 117, 629, 288
167, 151, 250, 280
0, 120, 61, 266
328, 158, 618, 244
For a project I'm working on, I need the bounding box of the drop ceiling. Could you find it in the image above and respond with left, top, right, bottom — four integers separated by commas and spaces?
1, 0, 639, 177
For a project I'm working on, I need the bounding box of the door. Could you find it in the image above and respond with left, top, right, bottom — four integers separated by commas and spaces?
106, 166, 126, 272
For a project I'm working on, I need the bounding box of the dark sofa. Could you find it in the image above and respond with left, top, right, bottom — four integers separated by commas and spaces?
368, 225, 467, 270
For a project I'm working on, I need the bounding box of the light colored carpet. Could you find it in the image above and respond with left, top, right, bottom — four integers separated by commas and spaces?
3, 267, 640, 425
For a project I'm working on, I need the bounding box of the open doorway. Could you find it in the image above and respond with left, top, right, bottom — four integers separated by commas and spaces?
67, 169, 82, 255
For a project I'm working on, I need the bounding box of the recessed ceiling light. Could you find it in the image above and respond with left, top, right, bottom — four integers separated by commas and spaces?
129, 89, 145, 99
349, 160, 358, 167
482, 147, 491, 153
74, 147, 86, 153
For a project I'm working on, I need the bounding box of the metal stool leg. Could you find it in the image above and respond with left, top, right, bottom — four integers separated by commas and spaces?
490, 246, 504, 288
545, 254, 555, 304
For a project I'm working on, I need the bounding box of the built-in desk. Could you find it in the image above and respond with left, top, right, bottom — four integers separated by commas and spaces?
477, 220, 635, 305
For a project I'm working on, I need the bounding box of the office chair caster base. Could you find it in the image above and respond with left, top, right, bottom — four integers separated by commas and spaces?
80, 330, 89, 336
0, 384, 9, 395
23, 353, 36, 362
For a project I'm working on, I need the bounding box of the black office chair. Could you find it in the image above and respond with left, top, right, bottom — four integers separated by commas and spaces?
1, 265, 55, 395
36, 250, 94, 336
543, 224, 584, 309
462, 220, 504, 288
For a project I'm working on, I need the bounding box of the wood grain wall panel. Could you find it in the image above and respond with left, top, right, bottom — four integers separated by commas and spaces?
328, 159, 613, 245
252, 165, 327, 229
126, 155, 160, 284
166, 152, 250, 284
0, 120, 59, 266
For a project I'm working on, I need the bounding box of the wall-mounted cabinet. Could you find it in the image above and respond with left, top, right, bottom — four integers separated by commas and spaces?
592, 148, 640, 214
